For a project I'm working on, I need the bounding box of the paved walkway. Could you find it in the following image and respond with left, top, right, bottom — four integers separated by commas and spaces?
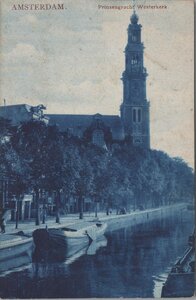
1, 212, 110, 235
0, 203, 186, 237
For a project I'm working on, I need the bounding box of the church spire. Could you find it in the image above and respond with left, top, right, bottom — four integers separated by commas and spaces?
130, 10, 139, 24
120, 11, 150, 148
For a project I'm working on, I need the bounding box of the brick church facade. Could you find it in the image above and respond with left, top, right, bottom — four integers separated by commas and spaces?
0, 11, 150, 149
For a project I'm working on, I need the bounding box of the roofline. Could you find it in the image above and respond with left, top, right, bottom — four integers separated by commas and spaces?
0, 104, 30, 108
46, 114, 120, 117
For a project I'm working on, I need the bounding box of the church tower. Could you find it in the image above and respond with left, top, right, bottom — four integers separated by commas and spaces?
120, 11, 150, 148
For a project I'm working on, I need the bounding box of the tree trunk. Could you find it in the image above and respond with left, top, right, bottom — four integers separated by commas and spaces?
15, 197, 19, 229
95, 201, 98, 218
106, 205, 109, 215
79, 196, 83, 219
55, 190, 61, 223
35, 188, 40, 226
42, 200, 46, 224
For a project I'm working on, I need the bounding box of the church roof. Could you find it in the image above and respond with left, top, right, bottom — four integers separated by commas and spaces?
0, 104, 32, 125
0, 104, 125, 141
0, 104, 49, 125
46, 114, 125, 140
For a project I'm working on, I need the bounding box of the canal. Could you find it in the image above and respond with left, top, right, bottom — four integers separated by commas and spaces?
0, 210, 194, 298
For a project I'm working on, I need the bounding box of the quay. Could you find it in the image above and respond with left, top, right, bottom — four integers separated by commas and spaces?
0, 202, 191, 275
1, 203, 187, 237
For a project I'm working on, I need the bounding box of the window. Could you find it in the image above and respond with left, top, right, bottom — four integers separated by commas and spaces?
138, 109, 141, 122
132, 35, 137, 42
133, 109, 136, 122
131, 54, 139, 65
92, 129, 105, 147
132, 108, 142, 123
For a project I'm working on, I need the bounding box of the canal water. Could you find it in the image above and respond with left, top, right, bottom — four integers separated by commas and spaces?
0, 210, 194, 298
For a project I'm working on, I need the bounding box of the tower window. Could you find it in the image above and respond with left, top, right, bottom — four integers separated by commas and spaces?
138, 109, 141, 122
131, 54, 139, 65
133, 109, 136, 122
132, 108, 142, 123
132, 35, 137, 42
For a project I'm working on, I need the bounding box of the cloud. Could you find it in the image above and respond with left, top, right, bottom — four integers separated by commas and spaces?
33, 78, 121, 114
3, 43, 45, 64
152, 118, 194, 167
19, 14, 39, 25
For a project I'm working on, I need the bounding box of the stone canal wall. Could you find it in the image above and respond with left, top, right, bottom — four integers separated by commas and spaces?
12, 203, 187, 236
100, 203, 187, 233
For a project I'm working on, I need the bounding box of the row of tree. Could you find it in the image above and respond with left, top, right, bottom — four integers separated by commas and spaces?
0, 117, 194, 224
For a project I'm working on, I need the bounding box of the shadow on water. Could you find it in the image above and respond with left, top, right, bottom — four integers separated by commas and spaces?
32, 236, 108, 263
0, 210, 194, 298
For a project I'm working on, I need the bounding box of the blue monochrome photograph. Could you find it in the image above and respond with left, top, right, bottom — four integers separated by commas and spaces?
0, 0, 194, 298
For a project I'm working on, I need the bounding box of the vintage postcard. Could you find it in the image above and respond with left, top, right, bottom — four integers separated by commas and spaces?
0, 0, 194, 298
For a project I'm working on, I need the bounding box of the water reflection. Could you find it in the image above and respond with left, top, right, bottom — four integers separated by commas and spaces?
0, 211, 194, 298
153, 271, 170, 297
30, 237, 108, 279
87, 237, 107, 256
33, 235, 108, 263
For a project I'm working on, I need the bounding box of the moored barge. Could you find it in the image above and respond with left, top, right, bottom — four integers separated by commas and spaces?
161, 231, 195, 297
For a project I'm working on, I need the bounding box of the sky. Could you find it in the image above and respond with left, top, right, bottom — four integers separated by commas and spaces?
0, 0, 194, 167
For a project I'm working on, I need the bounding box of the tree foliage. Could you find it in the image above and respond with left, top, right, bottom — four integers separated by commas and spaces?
0, 118, 194, 217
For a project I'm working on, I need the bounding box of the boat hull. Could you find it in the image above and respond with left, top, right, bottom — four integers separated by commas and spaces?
161, 238, 195, 298
33, 228, 90, 259
161, 272, 195, 297
0, 234, 34, 262
33, 223, 107, 260
0, 234, 34, 273
0, 253, 32, 273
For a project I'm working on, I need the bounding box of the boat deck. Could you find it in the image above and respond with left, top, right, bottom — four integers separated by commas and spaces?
0, 234, 33, 250
0, 234, 23, 242
60, 221, 95, 231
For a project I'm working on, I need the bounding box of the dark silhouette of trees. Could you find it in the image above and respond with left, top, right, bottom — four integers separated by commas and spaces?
11, 121, 65, 224
11, 120, 49, 225
0, 118, 193, 222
